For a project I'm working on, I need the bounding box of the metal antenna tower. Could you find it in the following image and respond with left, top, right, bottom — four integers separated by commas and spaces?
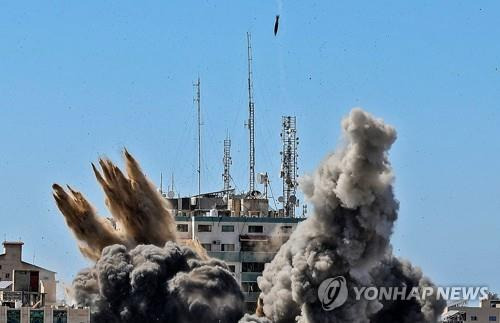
160, 172, 163, 195
222, 136, 232, 192
280, 116, 299, 217
246, 32, 256, 194
193, 77, 201, 196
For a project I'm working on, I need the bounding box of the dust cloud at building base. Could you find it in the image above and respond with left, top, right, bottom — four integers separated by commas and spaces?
53, 108, 445, 323
250, 108, 445, 323
53, 151, 245, 323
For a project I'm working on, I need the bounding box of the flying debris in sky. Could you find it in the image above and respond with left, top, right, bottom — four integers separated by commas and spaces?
274, 15, 280, 36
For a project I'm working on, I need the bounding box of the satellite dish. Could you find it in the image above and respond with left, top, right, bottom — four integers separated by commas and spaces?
167, 191, 175, 198
278, 196, 284, 203
289, 195, 297, 204
251, 190, 262, 198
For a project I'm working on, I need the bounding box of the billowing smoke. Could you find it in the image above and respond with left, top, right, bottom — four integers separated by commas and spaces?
52, 150, 176, 260
53, 151, 245, 323
254, 108, 446, 322
370, 256, 445, 323
72, 243, 244, 323
53, 108, 445, 323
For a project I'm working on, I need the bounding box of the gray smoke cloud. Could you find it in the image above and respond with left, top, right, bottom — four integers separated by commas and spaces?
53, 108, 445, 323
370, 256, 445, 323
53, 151, 245, 323
73, 242, 244, 323
255, 108, 446, 322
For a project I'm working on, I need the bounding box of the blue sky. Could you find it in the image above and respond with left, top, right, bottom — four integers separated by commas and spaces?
1, 1, 500, 295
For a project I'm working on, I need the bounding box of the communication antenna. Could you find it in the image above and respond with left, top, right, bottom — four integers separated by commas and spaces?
258, 172, 269, 198
246, 32, 256, 194
167, 173, 175, 198
280, 116, 299, 217
159, 172, 163, 195
193, 77, 202, 196
222, 135, 232, 192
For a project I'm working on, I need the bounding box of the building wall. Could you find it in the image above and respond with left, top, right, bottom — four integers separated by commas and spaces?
443, 299, 500, 322
447, 307, 500, 322
0, 243, 57, 305
175, 216, 303, 310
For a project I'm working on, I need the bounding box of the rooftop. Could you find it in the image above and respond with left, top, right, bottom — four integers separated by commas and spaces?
175, 215, 304, 223
2, 241, 24, 246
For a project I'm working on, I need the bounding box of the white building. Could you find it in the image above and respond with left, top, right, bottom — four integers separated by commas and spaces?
175, 213, 303, 312
442, 298, 500, 322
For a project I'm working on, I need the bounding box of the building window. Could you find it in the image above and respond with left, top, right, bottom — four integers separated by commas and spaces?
471, 316, 478, 321
5, 273, 10, 279
201, 243, 212, 251
242, 262, 265, 273
228, 265, 236, 273
177, 224, 189, 232
280, 225, 293, 233
53, 310, 68, 321
7, 310, 20, 322
248, 225, 263, 233
241, 282, 261, 292
198, 225, 212, 232
30, 310, 44, 321
221, 244, 235, 252
222, 225, 234, 232
489, 316, 497, 321
240, 241, 266, 252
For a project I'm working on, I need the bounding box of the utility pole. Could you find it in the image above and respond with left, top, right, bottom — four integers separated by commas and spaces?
246, 32, 256, 194
194, 77, 201, 197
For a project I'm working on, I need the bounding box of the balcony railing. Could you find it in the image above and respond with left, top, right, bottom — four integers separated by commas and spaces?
243, 292, 260, 302
207, 251, 276, 263
241, 272, 261, 282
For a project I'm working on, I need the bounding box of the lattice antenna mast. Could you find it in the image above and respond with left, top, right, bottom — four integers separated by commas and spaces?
280, 116, 299, 217
223, 136, 232, 192
246, 32, 256, 194
193, 77, 201, 196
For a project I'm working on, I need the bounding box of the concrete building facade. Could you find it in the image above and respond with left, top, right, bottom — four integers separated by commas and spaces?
442, 298, 500, 322
0, 241, 90, 323
0, 242, 56, 306
0, 306, 90, 323
175, 215, 303, 311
